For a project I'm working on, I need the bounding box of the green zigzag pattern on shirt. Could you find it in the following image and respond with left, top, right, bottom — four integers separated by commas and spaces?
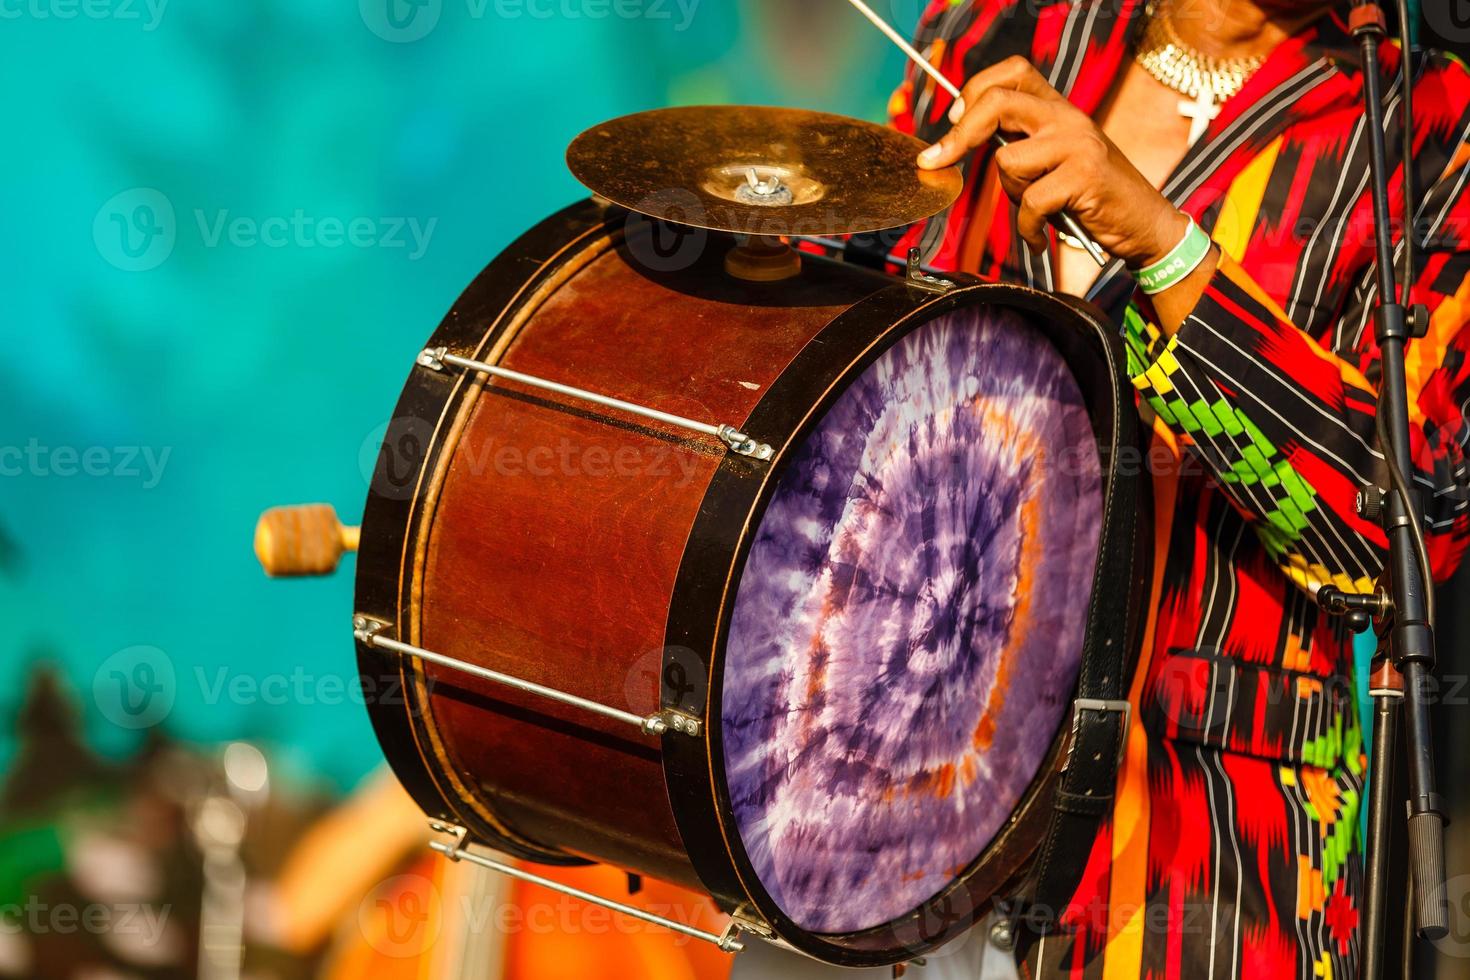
1122, 306, 1324, 558
1300, 716, 1364, 887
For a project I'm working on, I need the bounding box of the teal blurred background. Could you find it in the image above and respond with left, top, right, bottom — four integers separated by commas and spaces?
0, 0, 926, 793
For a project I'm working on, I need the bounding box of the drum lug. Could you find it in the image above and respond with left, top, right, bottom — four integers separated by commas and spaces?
905, 247, 955, 294
424, 822, 747, 954
654, 708, 704, 737
717, 920, 749, 953
428, 820, 470, 857
352, 614, 388, 643
729, 904, 774, 940
716, 425, 776, 461
417, 346, 449, 371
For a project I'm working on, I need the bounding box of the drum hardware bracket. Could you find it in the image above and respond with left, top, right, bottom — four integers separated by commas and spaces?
416, 346, 775, 461
352, 615, 701, 738
656, 707, 704, 737
1063, 697, 1131, 771
429, 819, 470, 853
426, 821, 747, 954
728, 904, 774, 940
905, 248, 955, 294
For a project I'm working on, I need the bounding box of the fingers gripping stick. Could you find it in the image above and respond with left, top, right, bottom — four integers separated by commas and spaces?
840, 0, 1107, 265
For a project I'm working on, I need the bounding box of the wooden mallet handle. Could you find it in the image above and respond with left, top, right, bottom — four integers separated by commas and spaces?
254, 504, 359, 577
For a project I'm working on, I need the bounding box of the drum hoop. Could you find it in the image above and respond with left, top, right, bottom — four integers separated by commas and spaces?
661, 281, 1146, 965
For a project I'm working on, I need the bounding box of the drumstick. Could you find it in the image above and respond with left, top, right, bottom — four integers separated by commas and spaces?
842, 0, 1109, 267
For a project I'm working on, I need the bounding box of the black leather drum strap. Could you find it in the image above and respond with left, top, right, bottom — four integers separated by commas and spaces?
1020, 311, 1147, 934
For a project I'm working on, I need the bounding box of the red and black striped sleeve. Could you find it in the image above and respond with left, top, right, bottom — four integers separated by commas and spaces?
1125, 57, 1470, 595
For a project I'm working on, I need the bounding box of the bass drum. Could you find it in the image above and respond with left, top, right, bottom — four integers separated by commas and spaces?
353, 199, 1147, 967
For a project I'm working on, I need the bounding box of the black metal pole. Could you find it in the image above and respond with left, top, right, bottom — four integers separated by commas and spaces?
1349, 5, 1448, 969
1360, 660, 1403, 980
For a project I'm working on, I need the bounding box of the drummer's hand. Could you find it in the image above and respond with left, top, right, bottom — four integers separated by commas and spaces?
917, 56, 1201, 283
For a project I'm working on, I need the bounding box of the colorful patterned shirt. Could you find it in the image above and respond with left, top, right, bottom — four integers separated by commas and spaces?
888, 2, 1470, 977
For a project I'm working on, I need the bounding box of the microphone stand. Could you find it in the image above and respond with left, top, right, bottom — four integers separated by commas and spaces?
1318, 5, 1448, 977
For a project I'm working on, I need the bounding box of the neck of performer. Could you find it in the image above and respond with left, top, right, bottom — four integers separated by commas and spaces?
1160, 0, 1339, 61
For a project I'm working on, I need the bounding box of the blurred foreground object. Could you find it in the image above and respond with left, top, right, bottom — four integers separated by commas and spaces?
321, 853, 732, 980
0, 663, 334, 979
254, 505, 359, 577
270, 769, 730, 980
266, 770, 431, 955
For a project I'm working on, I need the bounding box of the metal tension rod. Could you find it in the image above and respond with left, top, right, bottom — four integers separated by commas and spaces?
417, 347, 774, 461
428, 823, 746, 953
354, 617, 702, 737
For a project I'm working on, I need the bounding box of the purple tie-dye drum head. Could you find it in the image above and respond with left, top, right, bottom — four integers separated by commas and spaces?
720, 305, 1104, 934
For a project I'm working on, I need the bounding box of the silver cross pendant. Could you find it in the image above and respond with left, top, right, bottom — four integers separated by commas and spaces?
1178, 87, 1220, 147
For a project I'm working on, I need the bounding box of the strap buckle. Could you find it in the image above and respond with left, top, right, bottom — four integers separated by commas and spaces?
1064, 697, 1131, 772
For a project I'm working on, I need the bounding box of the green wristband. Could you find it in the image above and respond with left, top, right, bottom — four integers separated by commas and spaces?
1133, 218, 1212, 295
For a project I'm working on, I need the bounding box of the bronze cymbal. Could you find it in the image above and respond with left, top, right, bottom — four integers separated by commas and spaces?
566, 105, 963, 238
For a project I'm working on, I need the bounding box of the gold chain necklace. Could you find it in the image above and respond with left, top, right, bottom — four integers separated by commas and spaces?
1135, 2, 1267, 144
